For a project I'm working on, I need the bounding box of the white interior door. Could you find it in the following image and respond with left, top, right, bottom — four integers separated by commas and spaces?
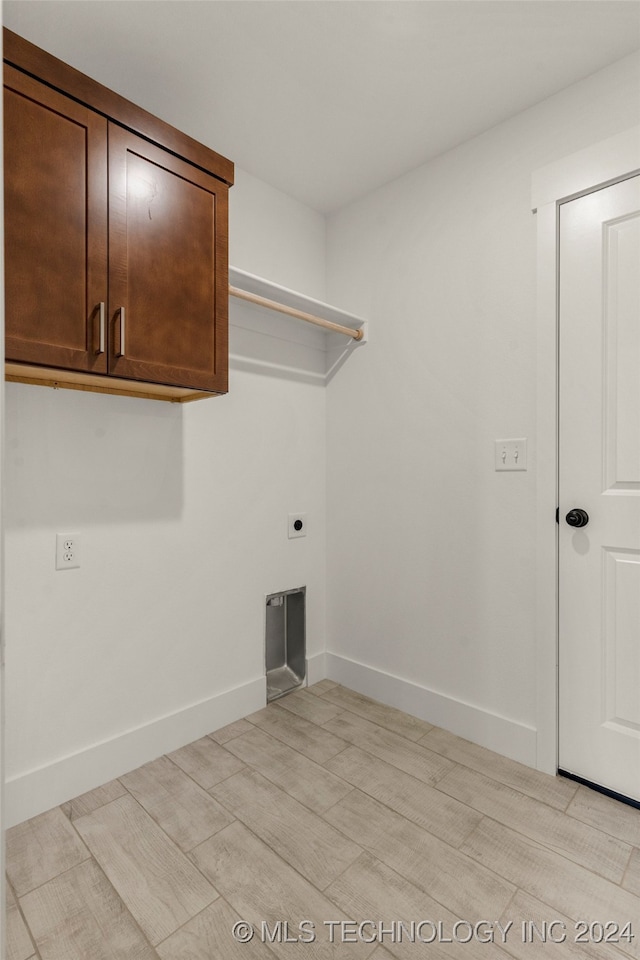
558, 174, 640, 803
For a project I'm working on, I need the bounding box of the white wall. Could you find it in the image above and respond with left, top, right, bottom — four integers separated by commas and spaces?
324, 52, 640, 765
230, 168, 326, 300
4, 169, 327, 826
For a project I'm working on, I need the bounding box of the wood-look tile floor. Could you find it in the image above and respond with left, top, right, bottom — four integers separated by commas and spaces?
6, 680, 640, 960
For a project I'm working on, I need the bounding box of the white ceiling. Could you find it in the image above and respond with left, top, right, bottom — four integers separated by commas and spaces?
4, 1, 640, 212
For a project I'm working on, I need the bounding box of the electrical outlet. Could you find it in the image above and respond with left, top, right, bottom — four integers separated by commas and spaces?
56, 533, 81, 570
288, 513, 307, 539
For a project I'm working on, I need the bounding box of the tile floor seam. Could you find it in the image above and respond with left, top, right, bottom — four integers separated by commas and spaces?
151, 896, 220, 952
456, 814, 566, 903
327, 843, 516, 949
162, 749, 220, 791
431, 767, 636, 876
206, 803, 365, 903
205, 717, 255, 744
316, 695, 435, 743
164, 746, 247, 796
317, 756, 476, 850
306, 680, 339, 697
215, 893, 283, 959
613, 851, 636, 889
319, 742, 356, 768
72, 850, 164, 959
204, 782, 240, 813
389, 831, 519, 921
560, 780, 582, 811
207, 785, 364, 891
318, 714, 458, 775
451, 811, 487, 851
320, 787, 520, 909
487, 808, 623, 885
159, 748, 246, 808
203, 765, 251, 796
316, 728, 454, 786
551, 783, 614, 823
317, 703, 433, 745
567, 807, 640, 845
7, 874, 40, 960
317, 848, 369, 895
77, 798, 220, 949
462, 813, 640, 933
434, 762, 583, 818
165, 738, 247, 790
563, 796, 640, 847
219, 725, 355, 816
317, 732, 454, 793
88, 780, 180, 855
80, 787, 225, 926
481, 807, 632, 887
15, 851, 163, 960
9, 847, 93, 902
620, 848, 637, 890
332, 764, 483, 852
308, 784, 357, 821
244, 700, 348, 765
498, 885, 521, 924
187, 823, 302, 920
276, 696, 346, 726
500, 888, 632, 960
417, 735, 583, 810
120, 753, 241, 854
229, 718, 332, 769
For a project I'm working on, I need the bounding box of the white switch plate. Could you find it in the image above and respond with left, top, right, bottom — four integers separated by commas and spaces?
288, 513, 307, 539
56, 533, 81, 569
495, 438, 527, 471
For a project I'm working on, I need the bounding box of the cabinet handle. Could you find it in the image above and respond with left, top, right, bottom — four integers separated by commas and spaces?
96, 302, 105, 355
118, 307, 126, 357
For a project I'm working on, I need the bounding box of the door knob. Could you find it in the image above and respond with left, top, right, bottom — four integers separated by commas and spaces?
566, 508, 589, 528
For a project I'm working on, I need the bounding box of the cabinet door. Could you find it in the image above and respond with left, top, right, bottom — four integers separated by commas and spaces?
4, 65, 108, 372
108, 125, 228, 392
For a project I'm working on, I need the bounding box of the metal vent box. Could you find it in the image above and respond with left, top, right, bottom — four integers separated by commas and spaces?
265, 587, 306, 702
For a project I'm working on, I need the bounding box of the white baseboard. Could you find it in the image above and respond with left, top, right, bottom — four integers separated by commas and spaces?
305, 651, 327, 687
325, 652, 537, 768
5, 676, 266, 828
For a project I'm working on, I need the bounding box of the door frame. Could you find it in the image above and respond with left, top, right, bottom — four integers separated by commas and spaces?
533, 126, 640, 775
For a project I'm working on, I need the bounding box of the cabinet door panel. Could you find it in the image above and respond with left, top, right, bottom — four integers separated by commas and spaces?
4, 65, 108, 372
108, 126, 228, 393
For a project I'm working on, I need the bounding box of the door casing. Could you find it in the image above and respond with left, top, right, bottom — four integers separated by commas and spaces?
533, 126, 640, 775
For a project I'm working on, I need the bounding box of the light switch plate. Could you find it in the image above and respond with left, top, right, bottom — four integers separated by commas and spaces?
495, 438, 527, 471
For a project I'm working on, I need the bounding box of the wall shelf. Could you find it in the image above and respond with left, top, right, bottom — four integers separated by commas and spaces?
229, 267, 368, 343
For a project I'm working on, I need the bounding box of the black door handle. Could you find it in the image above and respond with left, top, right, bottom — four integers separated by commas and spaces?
566, 508, 589, 528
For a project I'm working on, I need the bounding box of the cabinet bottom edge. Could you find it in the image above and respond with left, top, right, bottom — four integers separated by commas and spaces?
5, 363, 224, 403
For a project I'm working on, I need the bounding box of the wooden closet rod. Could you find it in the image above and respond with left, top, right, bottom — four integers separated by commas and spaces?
229, 286, 364, 341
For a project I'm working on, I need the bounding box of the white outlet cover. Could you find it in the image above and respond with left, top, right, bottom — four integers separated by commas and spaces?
56, 533, 81, 569
288, 513, 307, 539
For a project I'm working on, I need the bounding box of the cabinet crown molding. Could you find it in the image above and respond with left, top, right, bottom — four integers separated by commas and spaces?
3, 27, 234, 187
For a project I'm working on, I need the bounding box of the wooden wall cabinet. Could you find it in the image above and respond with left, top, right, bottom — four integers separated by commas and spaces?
3, 29, 233, 402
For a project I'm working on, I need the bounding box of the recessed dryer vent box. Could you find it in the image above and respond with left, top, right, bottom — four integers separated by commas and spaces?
265, 587, 306, 702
